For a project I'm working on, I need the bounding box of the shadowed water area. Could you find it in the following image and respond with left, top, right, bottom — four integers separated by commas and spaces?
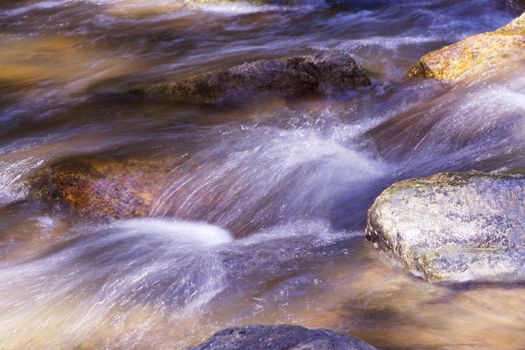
1, 0, 525, 349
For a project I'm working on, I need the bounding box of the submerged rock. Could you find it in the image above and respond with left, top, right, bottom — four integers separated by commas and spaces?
188, 325, 378, 350
366, 172, 525, 283
133, 50, 370, 104
28, 156, 176, 219
407, 13, 525, 82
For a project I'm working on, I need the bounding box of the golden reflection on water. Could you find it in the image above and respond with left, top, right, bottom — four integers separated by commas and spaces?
101, 0, 278, 19
0, 34, 142, 94
0, 231, 523, 350
316, 246, 525, 350
103, 0, 186, 18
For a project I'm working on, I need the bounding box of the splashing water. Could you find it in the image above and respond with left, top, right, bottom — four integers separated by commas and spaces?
0, 218, 356, 349
151, 123, 388, 234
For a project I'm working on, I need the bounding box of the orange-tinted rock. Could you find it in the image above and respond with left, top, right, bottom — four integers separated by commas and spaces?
407, 13, 525, 82
28, 156, 177, 219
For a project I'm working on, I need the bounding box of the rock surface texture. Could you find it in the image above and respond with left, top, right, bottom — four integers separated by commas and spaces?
187, 325, 378, 350
134, 50, 370, 104
366, 172, 525, 283
28, 156, 176, 219
407, 13, 525, 81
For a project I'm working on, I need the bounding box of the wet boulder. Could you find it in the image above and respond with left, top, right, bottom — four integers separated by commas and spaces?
28, 155, 177, 219
366, 172, 525, 283
407, 13, 525, 82
133, 50, 371, 104
188, 325, 378, 350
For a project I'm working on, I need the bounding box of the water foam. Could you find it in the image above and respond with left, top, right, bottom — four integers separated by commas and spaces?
112, 218, 233, 246
0, 157, 45, 203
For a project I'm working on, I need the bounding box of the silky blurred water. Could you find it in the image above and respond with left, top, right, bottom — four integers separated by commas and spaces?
0, 0, 524, 349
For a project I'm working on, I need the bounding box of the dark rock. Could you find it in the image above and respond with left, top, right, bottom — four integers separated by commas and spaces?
133, 50, 370, 104
188, 324, 378, 350
366, 171, 525, 283
504, 0, 525, 11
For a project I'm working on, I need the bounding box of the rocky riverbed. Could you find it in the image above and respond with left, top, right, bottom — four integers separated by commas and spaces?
0, 1, 524, 349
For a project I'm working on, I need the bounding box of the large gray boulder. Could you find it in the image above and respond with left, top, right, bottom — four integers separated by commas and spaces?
366, 172, 525, 283
133, 50, 370, 104
188, 325, 377, 350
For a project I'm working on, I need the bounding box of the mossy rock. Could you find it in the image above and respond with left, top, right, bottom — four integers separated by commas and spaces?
407, 13, 525, 82
366, 171, 525, 283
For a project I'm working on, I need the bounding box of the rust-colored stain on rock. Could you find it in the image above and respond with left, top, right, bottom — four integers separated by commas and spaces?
28, 156, 176, 219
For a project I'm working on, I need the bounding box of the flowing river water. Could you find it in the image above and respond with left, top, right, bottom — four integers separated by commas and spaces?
1, 1, 525, 349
